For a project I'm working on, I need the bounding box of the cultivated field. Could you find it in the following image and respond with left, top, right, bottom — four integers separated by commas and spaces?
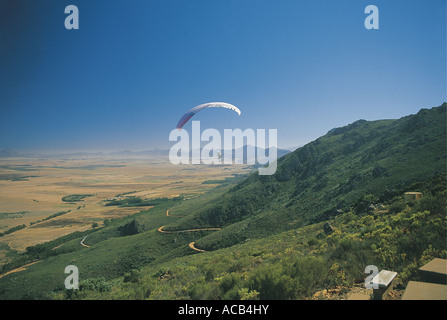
0, 156, 250, 257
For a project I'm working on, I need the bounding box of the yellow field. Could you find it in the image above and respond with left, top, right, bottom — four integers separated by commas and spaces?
0, 156, 250, 256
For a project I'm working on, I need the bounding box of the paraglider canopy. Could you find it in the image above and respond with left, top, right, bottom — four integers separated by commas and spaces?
176, 102, 241, 129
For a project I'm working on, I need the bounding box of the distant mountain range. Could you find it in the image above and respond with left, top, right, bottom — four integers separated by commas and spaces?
0, 148, 169, 158
0, 146, 291, 161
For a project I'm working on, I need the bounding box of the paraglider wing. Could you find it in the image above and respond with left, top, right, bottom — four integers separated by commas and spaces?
176, 111, 196, 130
176, 102, 241, 129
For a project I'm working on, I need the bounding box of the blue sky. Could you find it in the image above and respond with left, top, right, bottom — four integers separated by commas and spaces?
0, 0, 445, 152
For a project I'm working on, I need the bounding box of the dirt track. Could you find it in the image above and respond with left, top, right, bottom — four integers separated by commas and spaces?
157, 225, 221, 234
166, 209, 185, 217
158, 210, 221, 252
0, 260, 40, 280
80, 236, 90, 248
188, 242, 206, 253
77, 211, 220, 252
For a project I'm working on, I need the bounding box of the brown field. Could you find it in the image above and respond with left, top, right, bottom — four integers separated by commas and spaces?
0, 156, 250, 257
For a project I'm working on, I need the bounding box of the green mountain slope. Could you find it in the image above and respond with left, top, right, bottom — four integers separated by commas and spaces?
0, 103, 445, 299
168, 103, 446, 250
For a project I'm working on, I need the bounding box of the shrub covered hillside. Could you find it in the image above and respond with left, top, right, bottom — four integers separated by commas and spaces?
0, 103, 445, 300
55, 173, 446, 300
54, 103, 447, 300
167, 104, 446, 250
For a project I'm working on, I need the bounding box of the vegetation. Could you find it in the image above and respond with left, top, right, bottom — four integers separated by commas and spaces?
202, 175, 247, 185
0, 211, 28, 220
202, 179, 228, 184
0, 224, 26, 237
61, 194, 92, 202
165, 104, 446, 249
0, 174, 38, 181
30, 210, 72, 226
0, 210, 71, 237
0, 104, 445, 300
104, 196, 183, 207
51, 173, 444, 300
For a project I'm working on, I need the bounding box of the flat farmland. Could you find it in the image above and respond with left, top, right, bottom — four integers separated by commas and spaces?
0, 156, 250, 256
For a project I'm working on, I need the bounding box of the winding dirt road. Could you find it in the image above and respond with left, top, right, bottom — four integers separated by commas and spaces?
77, 210, 220, 252
158, 210, 221, 252
80, 236, 90, 248
189, 242, 206, 253
157, 225, 221, 234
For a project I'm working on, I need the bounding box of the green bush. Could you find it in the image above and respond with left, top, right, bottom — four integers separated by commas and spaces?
123, 269, 141, 283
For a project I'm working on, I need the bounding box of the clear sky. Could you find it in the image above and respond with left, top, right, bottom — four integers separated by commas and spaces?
0, 0, 445, 152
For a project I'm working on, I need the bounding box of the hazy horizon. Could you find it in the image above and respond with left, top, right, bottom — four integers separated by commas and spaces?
0, 143, 299, 156
1, 102, 445, 156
